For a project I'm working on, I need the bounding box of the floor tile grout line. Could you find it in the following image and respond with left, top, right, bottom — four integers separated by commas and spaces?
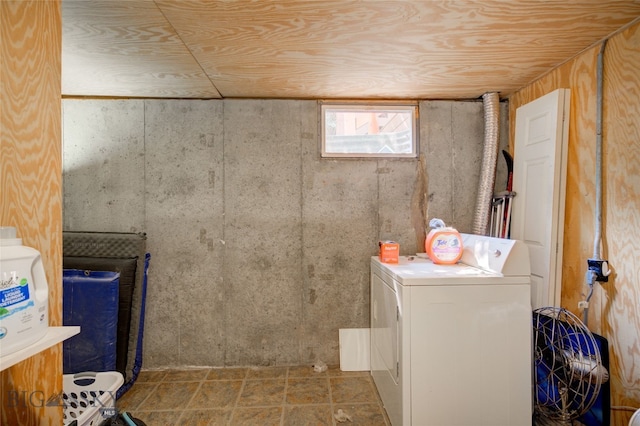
327, 374, 337, 426
126, 381, 159, 413
175, 378, 206, 424
228, 367, 250, 424
279, 367, 290, 426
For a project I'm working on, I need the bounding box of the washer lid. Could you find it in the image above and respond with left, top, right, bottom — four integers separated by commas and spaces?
371, 234, 531, 286
372, 256, 516, 285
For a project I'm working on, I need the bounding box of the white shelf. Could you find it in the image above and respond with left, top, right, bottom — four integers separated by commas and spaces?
0, 326, 80, 371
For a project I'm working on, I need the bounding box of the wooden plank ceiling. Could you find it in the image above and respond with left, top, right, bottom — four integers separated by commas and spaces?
62, 1, 640, 100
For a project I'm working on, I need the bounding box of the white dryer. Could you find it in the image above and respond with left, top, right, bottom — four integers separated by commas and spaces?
370, 233, 532, 426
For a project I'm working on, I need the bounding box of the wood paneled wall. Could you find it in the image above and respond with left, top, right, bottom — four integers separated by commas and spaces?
0, 2, 62, 425
508, 20, 640, 425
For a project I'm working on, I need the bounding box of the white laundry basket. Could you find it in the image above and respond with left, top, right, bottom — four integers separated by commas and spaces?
63, 371, 123, 426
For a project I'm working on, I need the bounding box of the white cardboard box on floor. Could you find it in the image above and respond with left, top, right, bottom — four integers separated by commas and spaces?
339, 328, 370, 371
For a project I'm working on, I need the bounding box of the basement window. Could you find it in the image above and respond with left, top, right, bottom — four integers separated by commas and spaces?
320, 102, 418, 158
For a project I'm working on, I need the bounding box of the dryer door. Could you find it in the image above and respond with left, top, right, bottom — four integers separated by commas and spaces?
371, 271, 399, 384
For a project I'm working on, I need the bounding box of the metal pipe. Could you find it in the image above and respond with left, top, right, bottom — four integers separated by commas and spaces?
593, 40, 607, 260
584, 40, 608, 325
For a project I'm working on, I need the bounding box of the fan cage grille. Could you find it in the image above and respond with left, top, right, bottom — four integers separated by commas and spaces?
533, 306, 604, 422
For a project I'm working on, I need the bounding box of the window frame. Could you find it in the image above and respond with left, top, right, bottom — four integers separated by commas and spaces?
319, 101, 419, 159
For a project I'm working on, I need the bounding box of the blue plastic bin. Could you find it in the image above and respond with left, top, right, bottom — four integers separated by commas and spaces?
63, 269, 120, 374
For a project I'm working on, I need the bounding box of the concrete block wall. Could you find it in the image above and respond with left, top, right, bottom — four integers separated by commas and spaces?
62, 99, 508, 368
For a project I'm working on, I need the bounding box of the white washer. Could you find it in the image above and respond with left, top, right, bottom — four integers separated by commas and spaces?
370, 233, 532, 426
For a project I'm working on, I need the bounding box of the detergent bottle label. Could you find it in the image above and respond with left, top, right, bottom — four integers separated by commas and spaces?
0, 230, 49, 355
0, 273, 33, 318
425, 230, 463, 264
431, 235, 461, 261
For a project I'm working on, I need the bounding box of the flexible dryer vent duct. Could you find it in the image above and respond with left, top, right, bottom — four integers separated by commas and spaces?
472, 92, 500, 235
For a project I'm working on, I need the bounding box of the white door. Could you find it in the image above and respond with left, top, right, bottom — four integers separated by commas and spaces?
511, 89, 570, 309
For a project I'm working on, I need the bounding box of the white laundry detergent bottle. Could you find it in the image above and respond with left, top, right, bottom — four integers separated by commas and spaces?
0, 227, 49, 356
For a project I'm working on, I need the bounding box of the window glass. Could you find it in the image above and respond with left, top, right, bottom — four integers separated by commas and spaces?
321, 103, 417, 158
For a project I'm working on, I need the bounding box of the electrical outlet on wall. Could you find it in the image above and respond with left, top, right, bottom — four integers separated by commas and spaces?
588, 259, 610, 283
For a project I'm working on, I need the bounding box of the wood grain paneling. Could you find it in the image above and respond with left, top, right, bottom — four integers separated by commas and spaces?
62, 1, 640, 99
62, 0, 220, 98
1, 2, 63, 425
508, 20, 640, 425
601, 23, 640, 426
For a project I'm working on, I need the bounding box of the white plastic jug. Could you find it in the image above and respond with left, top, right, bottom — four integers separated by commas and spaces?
0, 227, 49, 356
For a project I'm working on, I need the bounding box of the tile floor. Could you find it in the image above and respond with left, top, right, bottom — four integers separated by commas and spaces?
117, 365, 391, 426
